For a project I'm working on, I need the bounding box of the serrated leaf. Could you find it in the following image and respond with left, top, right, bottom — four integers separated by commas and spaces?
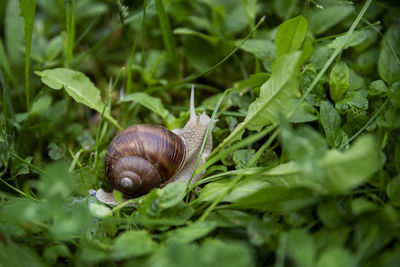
35, 68, 120, 128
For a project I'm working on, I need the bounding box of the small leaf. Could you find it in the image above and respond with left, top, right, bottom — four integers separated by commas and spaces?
287, 229, 315, 267
387, 176, 400, 206
317, 247, 352, 267
328, 30, 369, 50
89, 203, 111, 218
164, 222, 216, 243
330, 62, 350, 103
111, 231, 157, 260
378, 24, 400, 85
320, 101, 341, 148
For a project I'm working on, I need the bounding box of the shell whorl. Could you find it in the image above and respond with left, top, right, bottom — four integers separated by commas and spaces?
105, 124, 186, 198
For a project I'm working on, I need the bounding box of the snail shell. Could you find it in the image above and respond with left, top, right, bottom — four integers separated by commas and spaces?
105, 124, 186, 198
96, 85, 213, 205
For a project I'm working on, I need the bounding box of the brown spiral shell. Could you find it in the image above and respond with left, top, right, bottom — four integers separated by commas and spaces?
105, 124, 186, 198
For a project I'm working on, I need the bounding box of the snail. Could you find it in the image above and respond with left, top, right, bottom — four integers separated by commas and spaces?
96, 86, 213, 205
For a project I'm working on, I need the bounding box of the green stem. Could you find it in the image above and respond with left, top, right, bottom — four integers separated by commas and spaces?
12, 152, 45, 174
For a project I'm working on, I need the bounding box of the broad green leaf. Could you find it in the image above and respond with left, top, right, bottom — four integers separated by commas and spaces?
159, 181, 187, 210
217, 16, 307, 145
387, 176, 400, 206
335, 91, 368, 114
49, 201, 92, 241
320, 135, 379, 193
38, 161, 72, 205
35, 68, 120, 129
122, 92, 176, 126
164, 222, 216, 243
328, 30, 369, 50
329, 62, 350, 103
318, 198, 342, 229
5, 0, 24, 66
320, 101, 341, 148
287, 229, 315, 267
0, 241, 44, 267
200, 136, 379, 207
378, 24, 400, 85
306, 5, 354, 35
369, 80, 388, 96
275, 15, 308, 57
236, 39, 274, 61
317, 247, 352, 267
245, 51, 302, 130
89, 203, 111, 218
111, 231, 157, 260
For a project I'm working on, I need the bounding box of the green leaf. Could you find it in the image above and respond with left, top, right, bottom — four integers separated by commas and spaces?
35, 68, 121, 129
5, 0, 24, 66
245, 51, 303, 129
320, 101, 342, 148
111, 231, 157, 260
122, 92, 176, 127
164, 222, 216, 243
38, 161, 72, 205
217, 15, 307, 145
306, 5, 354, 35
387, 176, 400, 206
72, 167, 98, 196
369, 80, 388, 96
329, 62, 350, 103
0, 241, 44, 267
328, 30, 369, 50
320, 135, 379, 193
317, 247, 352, 267
201, 136, 379, 208
275, 15, 308, 57
378, 24, 400, 85
335, 91, 368, 114
287, 229, 315, 267
89, 203, 111, 218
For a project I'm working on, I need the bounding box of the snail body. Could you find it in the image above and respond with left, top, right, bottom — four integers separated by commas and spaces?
96, 87, 213, 205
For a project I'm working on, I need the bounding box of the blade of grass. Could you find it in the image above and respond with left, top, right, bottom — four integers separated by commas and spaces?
12, 152, 45, 174
64, 0, 75, 67
0, 38, 16, 86
185, 87, 230, 200
196, 124, 276, 175
0, 177, 43, 203
155, 0, 179, 74
94, 67, 125, 169
20, 0, 37, 110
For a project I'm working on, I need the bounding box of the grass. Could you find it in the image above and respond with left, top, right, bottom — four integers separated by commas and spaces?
0, 0, 400, 266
